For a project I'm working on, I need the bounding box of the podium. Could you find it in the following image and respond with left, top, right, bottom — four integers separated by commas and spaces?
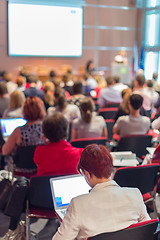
111, 62, 131, 85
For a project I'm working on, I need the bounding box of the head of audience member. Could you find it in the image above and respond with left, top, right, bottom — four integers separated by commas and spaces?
146, 80, 153, 88
16, 75, 26, 88
136, 69, 144, 76
129, 94, 143, 112
28, 74, 38, 87
121, 88, 132, 113
113, 75, 120, 84
43, 81, 55, 107
54, 87, 67, 111
9, 90, 25, 110
0, 71, 7, 81
106, 76, 114, 87
23, 96, 46, 121
79, 97, 95, 123
50, 70, 56, 78
78, 144, 113, 188
72, 80, 84, 95
86, 60, 94, 73
3, 72, 13, 83
0, 82, 8, 97
134, 75, 145, 89
42, 112, 68, 144
153, 73, 158, 81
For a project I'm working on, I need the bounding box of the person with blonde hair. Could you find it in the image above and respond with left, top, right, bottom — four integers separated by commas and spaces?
114, 88, 132, 121
43, 81, 55, 110
3, 90, 25, 118
71, 97, 107, 140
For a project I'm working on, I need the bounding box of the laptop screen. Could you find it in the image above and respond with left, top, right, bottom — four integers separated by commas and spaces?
1, 118, 27, 137
50, 175, 90, 208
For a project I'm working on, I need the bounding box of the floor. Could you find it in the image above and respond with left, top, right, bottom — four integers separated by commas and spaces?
0, 212, 60, 240
0, 195, 160, 239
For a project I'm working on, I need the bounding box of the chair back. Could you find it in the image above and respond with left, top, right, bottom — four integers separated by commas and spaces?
13, 145, 37, 169
116, 134, 152, 158
105, 119, 115, 140
98, 108, 118, 119
70, 137, 107, 148
88, 219, 158, 240
29, 175, 59, 209
105, 102, 120, 108
113, 164, 160, 195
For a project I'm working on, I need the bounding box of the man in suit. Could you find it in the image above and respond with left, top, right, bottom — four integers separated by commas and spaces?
52, 144, 150, 240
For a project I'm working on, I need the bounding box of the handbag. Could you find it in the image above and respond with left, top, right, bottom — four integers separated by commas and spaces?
4, 176, 29, 219
0, 171, 13, 210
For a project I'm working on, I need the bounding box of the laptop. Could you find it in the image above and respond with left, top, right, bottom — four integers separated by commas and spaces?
0, 118, 27, 141
50, 174, 91, 220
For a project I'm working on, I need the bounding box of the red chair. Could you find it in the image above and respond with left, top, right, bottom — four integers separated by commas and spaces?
88, 219, 158, 240
70, 137, 107, 148
113, 164, 160, 216
98, 108, 118, 119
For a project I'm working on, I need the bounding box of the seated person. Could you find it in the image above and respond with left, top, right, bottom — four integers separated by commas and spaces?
48, 87, 80, 123
113, 94, 150, 138
3, 90, 25, 118
34, 112, 83, 176
71, 97, 107, 140
67, 80, 85, 107
98, 76, 123, 108
23, 74, 44, 100
2, 96, 46, 173
52, 144, 150, 240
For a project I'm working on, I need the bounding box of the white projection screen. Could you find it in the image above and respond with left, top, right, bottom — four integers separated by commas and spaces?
8, 3, 83, 57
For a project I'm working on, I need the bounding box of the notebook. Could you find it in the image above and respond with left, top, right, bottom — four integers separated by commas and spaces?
0, 118, 27, 141
50, 174, 90, 220
110, 151, 139, 167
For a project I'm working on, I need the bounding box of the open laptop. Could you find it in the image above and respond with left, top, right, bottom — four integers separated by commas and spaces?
0, 118, 27, 141
50, 174, 91, 221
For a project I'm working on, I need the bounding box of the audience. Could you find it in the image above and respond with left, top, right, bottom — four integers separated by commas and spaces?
152, 72, 160, 93
3, 90, 25, 118
71, 97, 107, 140
113, 94, 150, 138
68, 80, 85, 107
0, 82, 10, 117
2, 96, 46, 157
48, 88, 80, 123
23, 74, 44, 100
52, 144, 150, 240
3, 72, 17, 94
16, 75, 26, 92
34, 112, 83, 176
43, 81, 55, 110
114, 88, 132, 122
98, 76, 123, 108
133, 75, 152, 116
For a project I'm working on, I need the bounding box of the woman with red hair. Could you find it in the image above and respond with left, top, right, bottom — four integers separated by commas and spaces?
2, 96, 46, 157
52, 144, 150, 240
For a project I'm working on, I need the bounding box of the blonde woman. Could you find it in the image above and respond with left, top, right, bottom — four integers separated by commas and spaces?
114, 88, 132, 122
3, 90, 25, 118
43, 81, 55, 110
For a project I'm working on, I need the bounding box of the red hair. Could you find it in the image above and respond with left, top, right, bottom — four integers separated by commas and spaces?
23, 96, 46, 121
78, 144, 113, 178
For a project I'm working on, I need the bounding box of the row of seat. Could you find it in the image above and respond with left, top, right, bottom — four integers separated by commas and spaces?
26, 164, 160, 239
